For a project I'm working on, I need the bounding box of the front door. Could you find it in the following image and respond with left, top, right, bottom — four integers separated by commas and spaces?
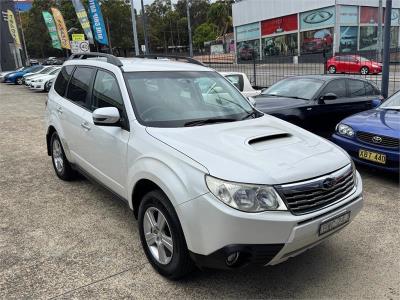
77, 69, 130, 198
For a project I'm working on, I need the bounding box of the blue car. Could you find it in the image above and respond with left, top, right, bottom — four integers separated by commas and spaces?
4, 65, 43, 85
332, 91, 400, 173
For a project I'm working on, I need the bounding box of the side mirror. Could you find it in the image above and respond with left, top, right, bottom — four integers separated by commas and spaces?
92, 107, 120, 126
319, 93, 338, 103
248, 96, 256, 106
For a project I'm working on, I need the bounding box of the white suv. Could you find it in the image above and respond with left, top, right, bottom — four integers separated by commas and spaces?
45, 53, 363, 279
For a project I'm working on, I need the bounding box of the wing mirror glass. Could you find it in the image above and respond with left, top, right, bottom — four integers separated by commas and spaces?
92, 107, 120, 126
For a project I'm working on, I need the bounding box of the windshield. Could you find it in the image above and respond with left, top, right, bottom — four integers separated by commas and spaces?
49, 68, 60, 75
381, 91, 400, 109
124, 71, 256, 127
39, 67, 55, 75
359, 56, 370, 62
261, 78, 324, 100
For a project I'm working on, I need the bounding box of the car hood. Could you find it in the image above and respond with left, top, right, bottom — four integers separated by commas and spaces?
254, 95, 309, 112
341, 108, 400, 138
146, 115, 350, 185
31, 74, 55, 82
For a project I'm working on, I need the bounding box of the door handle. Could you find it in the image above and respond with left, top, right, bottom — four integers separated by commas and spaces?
56, 107, 63, 114
80, 122, 91, 131
307, 107, 312, 111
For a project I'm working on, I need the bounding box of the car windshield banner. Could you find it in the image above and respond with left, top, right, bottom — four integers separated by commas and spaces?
51, 7, 70, 49
87, 0, 108, 45
6, 10, 21, 49
71, 0, 94, 44
42, 11, 62, 50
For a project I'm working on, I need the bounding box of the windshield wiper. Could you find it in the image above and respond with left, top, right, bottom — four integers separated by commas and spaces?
184, 118, 237, 127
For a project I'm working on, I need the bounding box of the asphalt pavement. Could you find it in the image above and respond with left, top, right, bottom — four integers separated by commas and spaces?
0, 83, 399, 299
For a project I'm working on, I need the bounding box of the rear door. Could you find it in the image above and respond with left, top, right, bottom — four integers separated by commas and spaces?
346, 78, 378, 112
77, 68, 130, 197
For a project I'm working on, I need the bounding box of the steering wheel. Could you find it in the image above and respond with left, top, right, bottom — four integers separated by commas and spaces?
140, 106, 168, 121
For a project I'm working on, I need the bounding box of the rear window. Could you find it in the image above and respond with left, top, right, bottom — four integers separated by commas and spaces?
54, 66, 74, 96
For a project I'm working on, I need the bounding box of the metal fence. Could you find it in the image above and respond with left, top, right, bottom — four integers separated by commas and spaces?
185, 48, 400, 96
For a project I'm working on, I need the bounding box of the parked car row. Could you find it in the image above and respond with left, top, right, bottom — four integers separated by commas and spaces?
254, 75, 398, 173
1, 64, 59, 92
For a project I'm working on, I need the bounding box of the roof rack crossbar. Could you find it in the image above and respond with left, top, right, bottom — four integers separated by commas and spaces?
69, 52, 123, 67
135, 54, 205, 66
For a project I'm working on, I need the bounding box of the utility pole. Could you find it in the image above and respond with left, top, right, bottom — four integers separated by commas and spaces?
381, 0, 392, 98
186, 0, 193, 57
129, 0, 139, 56
377, 0, 383, 62
141, 0, 149, 54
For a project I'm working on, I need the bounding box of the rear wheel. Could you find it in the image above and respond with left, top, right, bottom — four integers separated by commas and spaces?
328, 65, 336, 74
50, 132, 76, 180
138, 190, 194, 279
360, 66, 369, 75
16, 77, 23, 85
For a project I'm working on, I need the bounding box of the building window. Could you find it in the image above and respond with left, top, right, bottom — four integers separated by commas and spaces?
300, 28, 333, 54
262, 33, 298, 57
236, 39, 260, 61
340, 26, 358, 53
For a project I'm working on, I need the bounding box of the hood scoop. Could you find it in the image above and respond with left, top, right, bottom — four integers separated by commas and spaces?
247, 133, 294, 151
248, 133, 291, 145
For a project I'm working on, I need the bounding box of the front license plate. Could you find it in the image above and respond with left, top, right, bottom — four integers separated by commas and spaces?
319, 212, 350, 236
358, 149, 386, 164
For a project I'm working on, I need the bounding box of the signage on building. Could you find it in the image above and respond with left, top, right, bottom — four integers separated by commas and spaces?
261, 14, 297, 36
300, 6, 335, 30
236, 22, 260, 42
360, 6, 379, 24
339, 5, 358, 24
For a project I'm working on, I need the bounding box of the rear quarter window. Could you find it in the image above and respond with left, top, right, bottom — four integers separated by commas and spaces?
54, 66, 74, 96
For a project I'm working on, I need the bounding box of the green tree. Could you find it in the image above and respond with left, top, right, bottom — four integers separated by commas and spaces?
193, 22, 217, 50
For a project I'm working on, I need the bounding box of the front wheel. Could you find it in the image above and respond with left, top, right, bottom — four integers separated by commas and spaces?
138, 190, 194, 279
360, 66, 369, 75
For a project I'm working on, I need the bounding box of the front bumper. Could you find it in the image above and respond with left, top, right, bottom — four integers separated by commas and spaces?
30, 82, 45, 90
178, 172, 363, 269
332, 134, 399, 173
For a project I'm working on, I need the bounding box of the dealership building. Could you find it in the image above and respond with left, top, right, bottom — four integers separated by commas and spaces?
232, 0, 400, 60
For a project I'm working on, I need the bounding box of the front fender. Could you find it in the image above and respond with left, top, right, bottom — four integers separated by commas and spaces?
127, 155, 208, 210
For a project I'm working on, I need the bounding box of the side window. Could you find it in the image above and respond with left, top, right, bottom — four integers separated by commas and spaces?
348, 79, 366, 97
66, 67, 95, 106
225, 75, 244, 91
54, 66, 74, 96
92, 70, 124, 110
322, 79, 346, 98
365, 82, 379, 96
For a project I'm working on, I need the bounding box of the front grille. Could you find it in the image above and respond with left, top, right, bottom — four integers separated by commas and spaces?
275, 165, 355, 215
356, 131, 400, 149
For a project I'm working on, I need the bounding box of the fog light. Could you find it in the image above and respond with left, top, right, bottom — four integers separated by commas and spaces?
226, 251, 240, 266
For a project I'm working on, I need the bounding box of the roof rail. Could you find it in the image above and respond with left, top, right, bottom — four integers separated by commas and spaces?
69, 52, 123, 67
135, 54, 205, 66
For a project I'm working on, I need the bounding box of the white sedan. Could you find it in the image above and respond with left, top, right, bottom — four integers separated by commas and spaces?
29, 68, 60, 92
220, 71, 261, 97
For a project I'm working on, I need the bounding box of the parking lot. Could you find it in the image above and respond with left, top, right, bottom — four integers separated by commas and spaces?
0, 83, 399, 299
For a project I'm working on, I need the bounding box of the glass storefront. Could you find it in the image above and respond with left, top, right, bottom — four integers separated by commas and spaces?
360, 26, 377, 50
340, 26, 358, 53
262, 33, 298, 57
300, 28, 333, 54
236, 39, 260, 61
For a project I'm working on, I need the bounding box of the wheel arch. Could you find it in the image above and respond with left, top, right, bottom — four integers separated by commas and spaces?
46, 125, 57, 156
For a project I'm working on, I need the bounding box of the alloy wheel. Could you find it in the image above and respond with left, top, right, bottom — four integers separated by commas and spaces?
52, 139, 64, 173
360, 67, 369, 75
143, 207, 174, 265
328, 66, 336, 74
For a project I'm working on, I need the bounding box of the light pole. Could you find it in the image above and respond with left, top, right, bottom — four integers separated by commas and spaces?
129, 0, 139, 55
186, 0, 193, 57
141, 0, 149, 54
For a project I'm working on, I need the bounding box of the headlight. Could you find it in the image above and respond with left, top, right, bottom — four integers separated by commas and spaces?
336, 123, 354, 137
205, 175, 287, 212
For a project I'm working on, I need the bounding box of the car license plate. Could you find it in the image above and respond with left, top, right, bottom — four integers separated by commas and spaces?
358, 149, 386, 164
319, 212, 350, 236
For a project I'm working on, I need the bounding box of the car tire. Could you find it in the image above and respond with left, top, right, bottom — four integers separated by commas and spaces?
44, 81, 50, 92
50, 132, 76, 181
328, 66, 336, 74
360, 66, 369, 75
138, 190, 195, 280
16, 77, 23, 85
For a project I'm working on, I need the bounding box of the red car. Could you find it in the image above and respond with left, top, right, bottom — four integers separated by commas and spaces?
326, 55, 382, 75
